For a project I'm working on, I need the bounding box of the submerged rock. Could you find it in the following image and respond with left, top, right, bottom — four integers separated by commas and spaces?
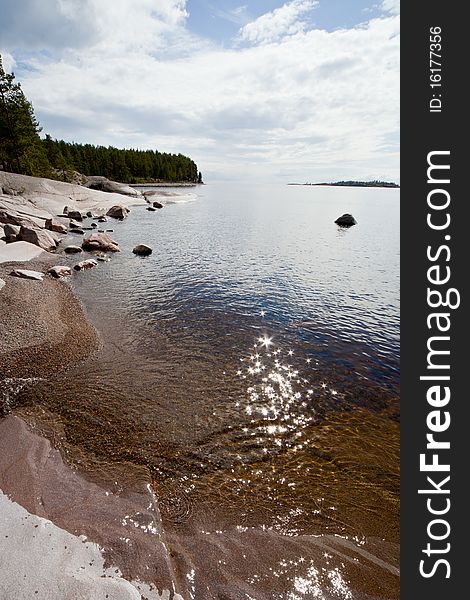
74, 259, 98, 271
64, 245, 83, 254
132, 244, 153, 256
10, 269, 44, 281
82, 232, 120, 252
18, 226, 57, 251
334, 213, 357, 227
48, 265, 72, 278
106, 205, 129, 220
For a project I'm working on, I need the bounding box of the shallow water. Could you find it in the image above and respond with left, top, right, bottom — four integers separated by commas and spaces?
12, 182, 400, 598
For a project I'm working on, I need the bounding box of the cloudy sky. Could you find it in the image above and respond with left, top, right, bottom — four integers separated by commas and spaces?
0, 0, 399, 182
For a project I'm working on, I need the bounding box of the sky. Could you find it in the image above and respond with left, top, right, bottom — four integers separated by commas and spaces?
0, 0, 400, 182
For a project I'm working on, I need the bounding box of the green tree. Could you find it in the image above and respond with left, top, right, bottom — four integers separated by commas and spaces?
0, 54, 50, 176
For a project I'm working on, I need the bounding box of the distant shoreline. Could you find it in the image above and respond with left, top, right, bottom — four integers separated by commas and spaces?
288, 180, 400, 188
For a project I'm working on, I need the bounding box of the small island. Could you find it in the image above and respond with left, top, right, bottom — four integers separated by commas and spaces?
288, 180, 399, 188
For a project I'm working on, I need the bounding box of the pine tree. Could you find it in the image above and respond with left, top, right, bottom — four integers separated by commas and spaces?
0, 54, 50, 176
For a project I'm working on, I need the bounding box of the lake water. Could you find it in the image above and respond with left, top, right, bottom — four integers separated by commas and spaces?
17, 182, 400, 599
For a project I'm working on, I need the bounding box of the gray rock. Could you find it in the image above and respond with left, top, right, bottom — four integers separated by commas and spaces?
4, 224, 21, 242
2, 186, 17, 196
132, 244, 153, 256
152, 201, 163, 209
48, 265, 72, 278
82, 232, 120, 252
74, 259, 98, 271
17, 226, 57, 251
106, 205, 129, 220
67, 210, 83, 221
45, 218, 68, 234
334, 213, 357, 227
85, 176, 141, 197
64, 245, 83, 254
86, 211, 93, 218
10, 269, 44, 281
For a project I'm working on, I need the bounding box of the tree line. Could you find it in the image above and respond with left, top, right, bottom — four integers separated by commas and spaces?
0, 55, 202, 183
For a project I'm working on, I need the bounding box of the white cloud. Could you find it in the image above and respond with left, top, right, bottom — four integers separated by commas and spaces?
381, 0, 400, 15
238, 0, 318, 45
0, 1, 399, 182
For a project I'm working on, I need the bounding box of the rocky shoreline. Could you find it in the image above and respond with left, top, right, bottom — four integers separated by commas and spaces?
0, 172, 184, 600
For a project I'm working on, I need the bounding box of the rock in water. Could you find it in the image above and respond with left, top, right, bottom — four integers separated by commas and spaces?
69, 220, 82, 229
91, 222, 98, 228
45, 218, 68, 234
334, 213, 357, 227
146, 206, 157, 212
97, 216, 108, 223
48, 265, 72, 278
106, 205, 129, 220
67, 210, 83, 221
18, 226, 57, 251
82, 232, 120, 252
152, 201, 163, 209
10, 269, 44, 281
69, 228, 85, 235
132, 244, 153, 256
64, 245, 83, 254
74, 259, 98, 271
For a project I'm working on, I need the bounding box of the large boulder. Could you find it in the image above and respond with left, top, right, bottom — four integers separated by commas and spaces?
132, 244, 152, 256
82, 232, 120, 252
10, 269, 44, 281
106, 205, 129, 220
74, 259, 98, 271
17, 226, 57, 251
48, 265, 72, 278
45, 218, 68, 234
85, 176, 141, 197
334, 213, 357, 227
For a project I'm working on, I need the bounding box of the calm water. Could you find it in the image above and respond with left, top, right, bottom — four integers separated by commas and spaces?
14, 182, 400, 598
